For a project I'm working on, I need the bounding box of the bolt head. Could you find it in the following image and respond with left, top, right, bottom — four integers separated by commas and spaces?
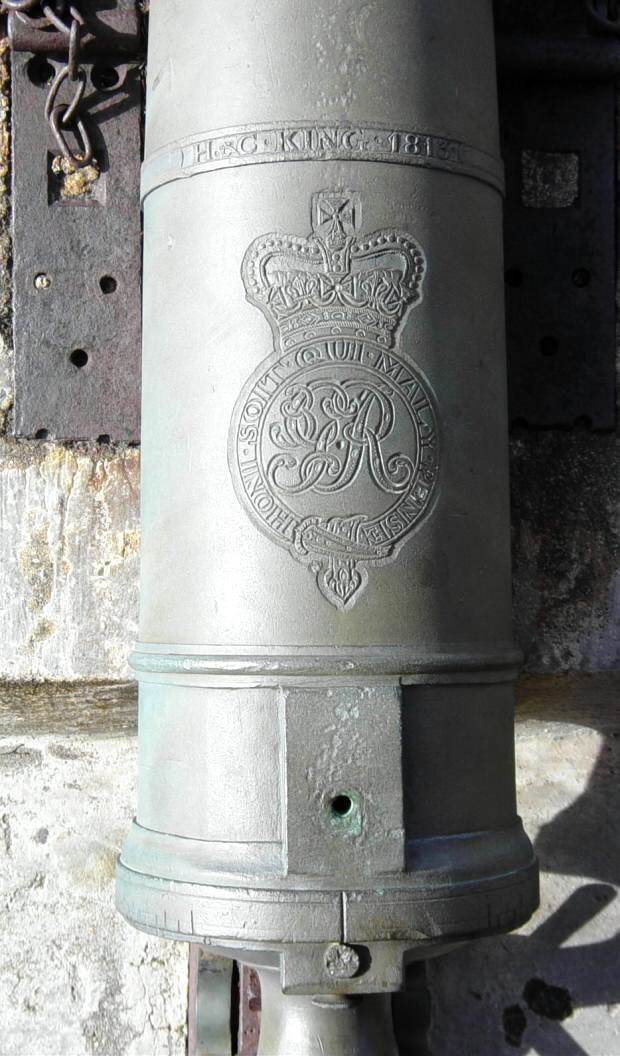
324, 943, 360, 979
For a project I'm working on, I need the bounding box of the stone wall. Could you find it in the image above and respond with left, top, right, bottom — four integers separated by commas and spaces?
0, 35, 187, 1056
0, 720, 187, 1056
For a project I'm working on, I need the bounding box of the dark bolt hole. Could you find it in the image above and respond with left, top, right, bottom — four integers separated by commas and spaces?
572, 267, 591, 288
505, 267, 524, 287
91, 65, 121, 91
97, 434, 111, 444
34, 428, 49, 440
331, 794, 353, 818
99, 275, 117, 295
539, 335, 558, 357
26, 56, 55, 87
69, 349, 89, 369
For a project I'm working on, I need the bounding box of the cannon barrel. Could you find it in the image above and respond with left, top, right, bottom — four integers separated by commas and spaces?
117, 0, 538, 1046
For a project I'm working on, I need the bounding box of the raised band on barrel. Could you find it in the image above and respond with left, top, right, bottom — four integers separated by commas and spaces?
140, 121, 505, 201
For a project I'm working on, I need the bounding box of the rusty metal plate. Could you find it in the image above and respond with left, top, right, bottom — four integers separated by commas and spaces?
187, 952, 262, 1056
8, 0, 139, 56
238, 965, 261, 1056
497, 7, 617, 429
10, 4, 142, 441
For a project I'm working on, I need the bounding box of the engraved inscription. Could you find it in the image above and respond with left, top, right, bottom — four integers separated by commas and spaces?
182, 125, 461, 169
267, 378, 415, 496
141, 123, 506, 201
229, 191, 439, 611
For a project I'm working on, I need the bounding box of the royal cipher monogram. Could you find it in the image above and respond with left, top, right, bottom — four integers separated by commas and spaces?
229, 191, 439, 611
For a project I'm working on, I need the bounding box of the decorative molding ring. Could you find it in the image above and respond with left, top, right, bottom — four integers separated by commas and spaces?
130, 643, 522, 681
141, 121, 505, 201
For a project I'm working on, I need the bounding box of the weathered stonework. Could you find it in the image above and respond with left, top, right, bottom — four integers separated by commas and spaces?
0, 32, 186, 1056
511, 432, 619, 674
0, 438, 140, 681
0, 725, 187, 1056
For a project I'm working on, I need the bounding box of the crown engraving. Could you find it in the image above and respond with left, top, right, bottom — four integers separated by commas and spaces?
242, 190, 426, 350
230, 190, 438, 611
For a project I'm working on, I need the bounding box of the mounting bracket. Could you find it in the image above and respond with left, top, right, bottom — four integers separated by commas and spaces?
8, 0, 142, 441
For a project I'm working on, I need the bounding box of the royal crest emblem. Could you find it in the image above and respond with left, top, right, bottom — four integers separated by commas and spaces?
229, 190, 439, 611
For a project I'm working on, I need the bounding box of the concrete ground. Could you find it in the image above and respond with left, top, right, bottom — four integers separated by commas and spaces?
430, 676, 619, 1056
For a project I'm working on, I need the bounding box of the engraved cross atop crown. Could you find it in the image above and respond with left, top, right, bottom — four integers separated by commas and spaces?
242, 191, 426, 350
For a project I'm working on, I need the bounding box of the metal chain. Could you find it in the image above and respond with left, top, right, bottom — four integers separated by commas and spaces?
2, 0, 94, 167
2, 0, 46, 10
584, 0, 620, 34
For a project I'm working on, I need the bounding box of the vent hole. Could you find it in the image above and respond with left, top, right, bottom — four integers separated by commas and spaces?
331, 794, 353, 818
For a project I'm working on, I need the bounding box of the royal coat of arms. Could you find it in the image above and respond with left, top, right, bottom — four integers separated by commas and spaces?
229, 190, 439, 611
